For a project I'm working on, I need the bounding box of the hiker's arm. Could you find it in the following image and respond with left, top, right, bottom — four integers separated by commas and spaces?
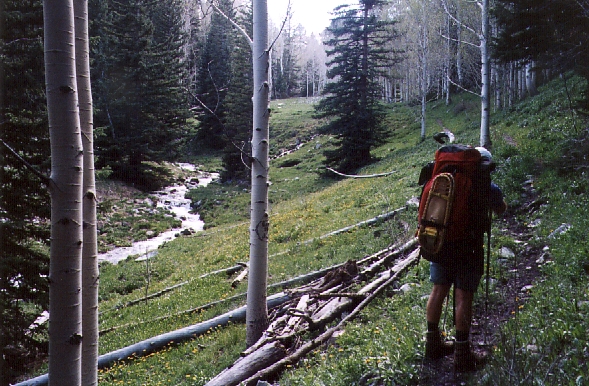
490, 183, 507, 215
494, 199, 507, 215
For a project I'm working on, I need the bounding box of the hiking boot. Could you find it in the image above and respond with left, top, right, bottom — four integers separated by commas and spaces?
454, 340, 487, 372
425, 330, 454, 360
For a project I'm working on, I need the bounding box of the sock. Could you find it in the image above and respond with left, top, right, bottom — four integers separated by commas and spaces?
456, 330, 469, 342
427, 322, 439, 332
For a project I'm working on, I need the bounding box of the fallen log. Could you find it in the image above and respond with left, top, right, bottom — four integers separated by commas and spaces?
203, 248, 420, 386
199, 262, 248, 279
17, 241, 420, 386
240, 248, 421, 386
361, 238, 418, 277
205, 342, 287, 386
231, 266, 249, 288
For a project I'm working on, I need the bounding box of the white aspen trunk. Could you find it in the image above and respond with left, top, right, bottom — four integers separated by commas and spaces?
312, 57, 316, 97
44, 0, 84, 384
494, 64, 502, 111
74, 0, 98, 384
479, 0, 491, 148
420, 0, 428, 141
519, 65, 526, 100
246, 0, 270, 348
306, 69, 309, 98
525, 61, 537, 97
445, 11, 451, 105
456, 1, 463, 85
508, 62, 515, 107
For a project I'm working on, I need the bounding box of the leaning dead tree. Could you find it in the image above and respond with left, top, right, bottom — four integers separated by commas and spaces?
205, 239, 420, 386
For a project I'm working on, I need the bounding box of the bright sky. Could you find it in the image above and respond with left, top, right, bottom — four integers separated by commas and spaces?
268, 0, 347, 35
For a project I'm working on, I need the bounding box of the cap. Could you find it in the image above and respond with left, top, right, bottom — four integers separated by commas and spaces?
475, 146, 492, 162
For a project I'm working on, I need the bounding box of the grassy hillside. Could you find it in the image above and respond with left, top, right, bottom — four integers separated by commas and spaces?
25, 80, 588, 385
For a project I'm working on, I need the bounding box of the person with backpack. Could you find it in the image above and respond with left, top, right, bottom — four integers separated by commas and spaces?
418, 144, 507, 372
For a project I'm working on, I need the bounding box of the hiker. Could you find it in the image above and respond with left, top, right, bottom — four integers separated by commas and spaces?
423, 146, 507, 372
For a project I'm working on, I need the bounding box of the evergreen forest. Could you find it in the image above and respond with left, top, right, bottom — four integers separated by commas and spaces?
1, 0, 589, 385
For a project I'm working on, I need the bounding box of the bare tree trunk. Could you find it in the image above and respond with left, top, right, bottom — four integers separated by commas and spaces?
74, 0, 98, 384
246, 0, 270, 347
444, 11, 452, 106
519, 64, 526, 100
419, 0, 428, 141
44, 0, 83, 384
508, 62, 515, 107
479, 0, 491, 148
525, 61, 537, 97
456, 1, 463, 85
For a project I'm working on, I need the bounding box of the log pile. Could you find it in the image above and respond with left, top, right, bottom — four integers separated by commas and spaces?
205, 239, 420, 386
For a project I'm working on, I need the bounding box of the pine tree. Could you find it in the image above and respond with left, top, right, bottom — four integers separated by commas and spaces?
222, 2, 254, 182
91, 0, 190, 189
315, 0, 400, 173
0, 1, 50, 383
184, 0, 203, 98
195, 0, 235, 150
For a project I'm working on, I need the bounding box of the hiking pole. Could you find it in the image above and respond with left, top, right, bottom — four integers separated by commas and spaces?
484, 210, 492, 346
485, 210, 492, 314
442, 291, 451, 332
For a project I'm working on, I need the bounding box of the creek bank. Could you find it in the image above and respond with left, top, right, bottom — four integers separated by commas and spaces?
98, 164, 218, 265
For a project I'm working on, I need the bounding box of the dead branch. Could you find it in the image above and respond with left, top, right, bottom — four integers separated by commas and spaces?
326, 167, 396, 178
0, 138, 51, 185
231, 266, 249, 288
202, 0, 252, 48
199, 263, 248, 279
115, 281, 188, 310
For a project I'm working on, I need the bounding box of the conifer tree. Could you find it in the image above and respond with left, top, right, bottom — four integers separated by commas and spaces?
92, 0, 190, 189
222, 2, 254, 182
195, 0, 235, 150
315, 0, 400, 173
0, 1, 50, 383
184, 0, 204, 98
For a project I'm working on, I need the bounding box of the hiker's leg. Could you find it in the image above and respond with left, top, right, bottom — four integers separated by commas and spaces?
454, 288, 474, 332
426, 283, 452, 324
425, 262, 454, 359
427, 262, 453, 325
454, 287, 487, 371
425, 283, 453, 359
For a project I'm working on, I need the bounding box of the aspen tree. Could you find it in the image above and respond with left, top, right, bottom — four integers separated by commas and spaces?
44, 0, 84, 384
74, 0, 99, 384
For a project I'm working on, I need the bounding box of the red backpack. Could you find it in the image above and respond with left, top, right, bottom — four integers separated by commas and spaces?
417, 144, 491, 258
